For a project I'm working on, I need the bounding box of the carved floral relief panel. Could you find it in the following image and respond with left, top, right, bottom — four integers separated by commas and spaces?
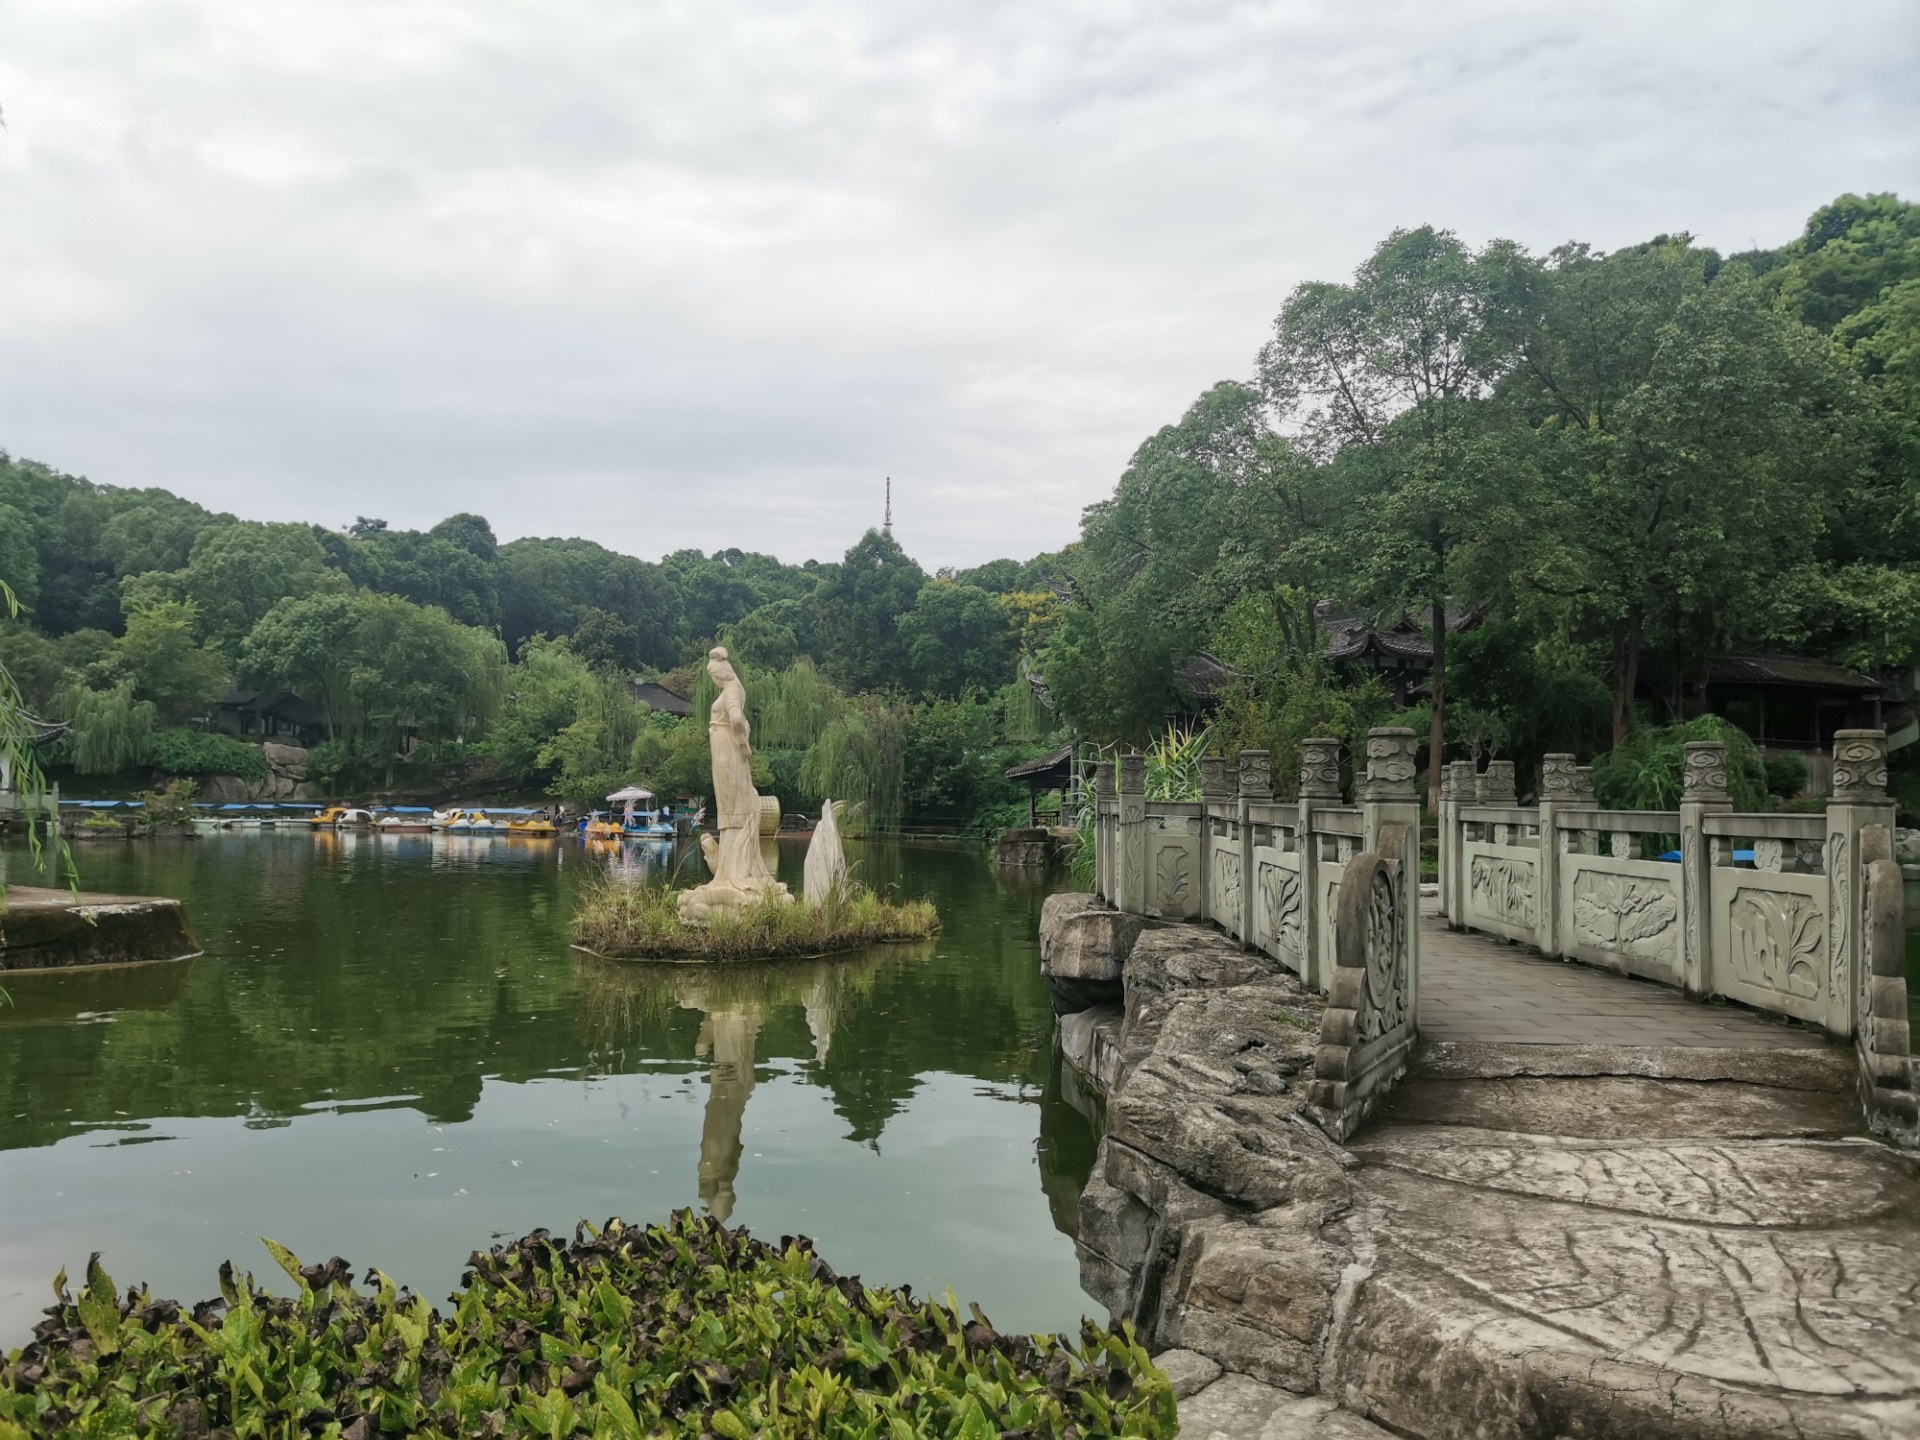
1152, 843, 1193, 914
1570, 870, 1680, 968
1259, 862, 1304, 964
1212, 850, 1242, 928
1468, 854, 1536, 930
1727, 888, 1825, 1001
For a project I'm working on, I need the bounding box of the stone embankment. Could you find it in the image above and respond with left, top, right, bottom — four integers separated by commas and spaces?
200, 742, 319, 803
993, 825, 1069, 869
0, 886, 201, 972
1042, 891, 1920, 1440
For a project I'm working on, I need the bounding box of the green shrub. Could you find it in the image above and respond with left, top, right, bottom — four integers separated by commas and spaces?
1761, 749, 1810, 801
0, 1211, 1175, 1438
149, 727, 270, 783
135, 778, 199, 827
572, 878, 939, 961
1593, 716, 1769, 811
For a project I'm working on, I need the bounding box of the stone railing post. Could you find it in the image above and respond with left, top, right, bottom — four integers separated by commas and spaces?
1360, 726, 1422, 1021
1828, 730, 1897, 1038
1444, 760, 1476, 931
1298, 736, 1343, 988
1199, 756, 1231, 928
1537, 754, 1579, 956
1116, 754, 1147, 916
1436, 762, 1454, 920
1092, 760, 1116, 903
1237, 750, 1271, 948
1477, 760, 1516, 806
1679, 741, 1733, 999
1857, 824, 1917, 1146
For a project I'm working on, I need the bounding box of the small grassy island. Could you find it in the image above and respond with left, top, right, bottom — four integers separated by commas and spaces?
572, 879, 940, 963
0, 1211, 1172, 1439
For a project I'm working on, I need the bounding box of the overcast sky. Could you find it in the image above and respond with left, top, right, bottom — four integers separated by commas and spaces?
2, 2, 1916, 570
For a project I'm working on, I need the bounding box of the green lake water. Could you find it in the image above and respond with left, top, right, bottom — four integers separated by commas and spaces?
0, 833, 1099, 1344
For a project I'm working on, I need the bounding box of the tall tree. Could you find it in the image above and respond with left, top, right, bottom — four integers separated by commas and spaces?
171, 522, 347, 650
1260, 226, 1523, 804
811, 530, 926, 693
1495, 240, 1865, 744
899, 581, 1015, 697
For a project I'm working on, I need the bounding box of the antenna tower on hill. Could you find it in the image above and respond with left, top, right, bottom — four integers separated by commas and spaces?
884, 477, 893, 537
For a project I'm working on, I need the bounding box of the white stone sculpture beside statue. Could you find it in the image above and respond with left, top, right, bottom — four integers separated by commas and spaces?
804, 798, 848, 908
678, 647, 792, 923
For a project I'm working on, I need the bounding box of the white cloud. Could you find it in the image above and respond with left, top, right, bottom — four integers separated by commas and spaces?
0, 0, 1914, 567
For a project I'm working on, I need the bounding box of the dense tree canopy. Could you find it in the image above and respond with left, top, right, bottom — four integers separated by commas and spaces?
3, 192, 1915, 822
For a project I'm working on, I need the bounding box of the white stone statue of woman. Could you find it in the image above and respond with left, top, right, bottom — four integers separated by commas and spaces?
678, 646, 790, 923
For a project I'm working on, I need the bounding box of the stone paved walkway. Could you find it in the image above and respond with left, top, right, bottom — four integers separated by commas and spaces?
1417, 906, 1827, 1048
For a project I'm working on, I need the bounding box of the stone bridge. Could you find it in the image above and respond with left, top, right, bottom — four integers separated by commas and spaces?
1048, 729, 1918, 1439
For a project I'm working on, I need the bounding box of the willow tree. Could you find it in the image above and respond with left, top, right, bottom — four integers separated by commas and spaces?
799, 694, 908, 831
60, 681, 157, 774
1, 579, 77, 893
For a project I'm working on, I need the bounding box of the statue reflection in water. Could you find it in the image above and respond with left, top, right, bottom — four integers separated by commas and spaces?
577, 952, 878, 1223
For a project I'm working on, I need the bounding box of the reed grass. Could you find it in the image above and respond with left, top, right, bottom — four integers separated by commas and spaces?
572, 876, 939, 961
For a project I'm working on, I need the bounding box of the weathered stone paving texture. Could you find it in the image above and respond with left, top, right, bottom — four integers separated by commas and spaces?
1419, 909, 1828, 1048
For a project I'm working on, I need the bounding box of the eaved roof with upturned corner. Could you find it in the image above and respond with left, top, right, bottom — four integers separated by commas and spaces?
1005, 742, 1075, 782
1706, 654, 1884, 691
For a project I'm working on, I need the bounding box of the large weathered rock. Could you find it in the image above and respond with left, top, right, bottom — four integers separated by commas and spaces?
1174, 1372, 1396, 1439
1152, 1348, 1221, 1400
200, 742, 319, 802
1076, 1146, 1234, 1329
1038, 892, 1146, 1013
0, 886, 201, 971
1056, 1005, 1124, 1094
1070, 916, 1347, 1366
1169, 1206, 1350, 1391
993, 826, 1058, 867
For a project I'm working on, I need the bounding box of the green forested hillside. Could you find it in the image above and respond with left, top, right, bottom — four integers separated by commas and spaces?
3, 193, 1916, 823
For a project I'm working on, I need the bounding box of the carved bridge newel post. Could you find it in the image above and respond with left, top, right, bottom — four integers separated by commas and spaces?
1298, 737, 1344, 989
1199, 756, 1232, 930
1477, 759, 1517, 807
1116, 754, 1147, 918
1679, 741, 1733, 1000
1237, 750, 1272, 949
1444, 760, 1476, 932
1092, 760, 1116, 904
1829, 730, 1895, 1040
1537, 754, 1580, 958
1311, 727, 1420, 1140
1857, 822, 1918, 1147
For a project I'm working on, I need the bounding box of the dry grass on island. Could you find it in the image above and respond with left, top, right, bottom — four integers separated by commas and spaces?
572, 876, 939, 962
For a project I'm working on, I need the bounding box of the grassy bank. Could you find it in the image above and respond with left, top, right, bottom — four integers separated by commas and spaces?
1, 1210, 1174, 1438
572, 878, 939, 962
